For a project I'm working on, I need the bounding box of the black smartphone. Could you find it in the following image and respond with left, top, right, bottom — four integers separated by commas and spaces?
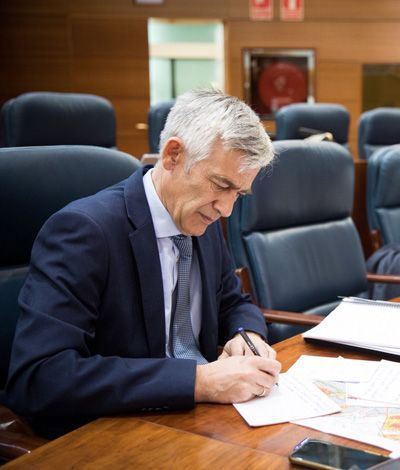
289, 438, 390, 470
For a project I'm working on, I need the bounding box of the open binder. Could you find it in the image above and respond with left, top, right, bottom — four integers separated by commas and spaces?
303, 297, 400, 356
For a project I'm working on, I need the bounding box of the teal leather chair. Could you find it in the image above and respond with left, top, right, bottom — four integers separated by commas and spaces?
227, 141, 377, 344
148, 100, 175, 153
0, 145, 141, 463
358, 108, 400, 160
367, 144, 400, 246
366, 144, 400, 300
275, 103, 350, 147
0, 92, 116, 148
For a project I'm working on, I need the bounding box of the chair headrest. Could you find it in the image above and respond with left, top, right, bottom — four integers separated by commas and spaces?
240, 140, 354, 232
275, 103, 350, 144
368, 144, 400, 208
0, 145, 141, 267
147, 100, 175, 153
358, 107, 400, 159
0, 92, 116, 148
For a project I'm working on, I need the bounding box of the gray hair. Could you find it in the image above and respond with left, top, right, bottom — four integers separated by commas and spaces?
159, 89, 273, 172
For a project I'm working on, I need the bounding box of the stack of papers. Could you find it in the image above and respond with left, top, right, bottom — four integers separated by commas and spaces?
233, 354, 400, 455
289, 355, 400, 455
302, 297, 400, 355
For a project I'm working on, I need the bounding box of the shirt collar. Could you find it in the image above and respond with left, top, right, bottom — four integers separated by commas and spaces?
143, 168, 181, 238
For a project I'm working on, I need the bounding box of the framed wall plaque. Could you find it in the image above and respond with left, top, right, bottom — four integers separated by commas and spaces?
243, 48, 315, 119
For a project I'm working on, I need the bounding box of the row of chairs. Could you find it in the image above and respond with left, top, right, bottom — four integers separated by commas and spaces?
0, 91, 170, 154
149, 99, 400, 163
276, 104, 400, 162
147, 100, 351, 151
2, 92, 400, 163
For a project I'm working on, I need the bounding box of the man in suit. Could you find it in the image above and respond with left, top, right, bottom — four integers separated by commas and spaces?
6, 89, 280, 437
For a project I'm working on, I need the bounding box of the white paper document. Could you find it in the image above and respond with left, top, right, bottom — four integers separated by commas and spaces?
287, 355, 379, 383
286, 355, 400, 454
233, 373, 340, 427
346, 396, 399, 408
294, 409, 400, 454
348, 360, 400, 406
303, 297, 400, 355
292, 379, 400, 454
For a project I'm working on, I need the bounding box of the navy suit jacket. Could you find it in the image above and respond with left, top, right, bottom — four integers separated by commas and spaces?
6, 167, 267, 435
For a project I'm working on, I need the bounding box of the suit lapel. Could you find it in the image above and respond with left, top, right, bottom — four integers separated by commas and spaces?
125, 168, 166, 358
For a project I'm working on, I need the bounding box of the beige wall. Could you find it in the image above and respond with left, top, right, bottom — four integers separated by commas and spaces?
2, 0, 400, 157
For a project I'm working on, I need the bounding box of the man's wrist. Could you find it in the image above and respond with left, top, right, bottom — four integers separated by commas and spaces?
194, 364, 208, 402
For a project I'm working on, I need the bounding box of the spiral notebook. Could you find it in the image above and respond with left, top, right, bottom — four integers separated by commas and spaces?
302, 297, 400, 356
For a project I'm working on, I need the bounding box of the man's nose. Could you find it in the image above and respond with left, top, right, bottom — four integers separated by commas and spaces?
214, 192, 237, 218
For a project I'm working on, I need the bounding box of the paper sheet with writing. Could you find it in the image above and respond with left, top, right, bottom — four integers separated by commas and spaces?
287, 355, 379, 383
293, 380, 400, 454
348, 360, 400, 406
233, 373, 340, 427
287, 356, 400, 454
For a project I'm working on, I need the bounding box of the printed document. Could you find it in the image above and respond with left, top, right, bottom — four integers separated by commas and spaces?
348, 360, 400, 406
287, 355, 400, 454
233, 373, 340, 427
287, 355, 379, 383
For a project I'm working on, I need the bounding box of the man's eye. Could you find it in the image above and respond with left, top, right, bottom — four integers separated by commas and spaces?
212, 181, 228, 191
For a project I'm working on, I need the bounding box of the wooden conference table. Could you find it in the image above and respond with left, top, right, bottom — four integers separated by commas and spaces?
5, 335, 398, 469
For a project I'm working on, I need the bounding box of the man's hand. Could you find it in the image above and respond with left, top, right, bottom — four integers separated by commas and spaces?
195, 355, 281, 403
218, 331, 276, 359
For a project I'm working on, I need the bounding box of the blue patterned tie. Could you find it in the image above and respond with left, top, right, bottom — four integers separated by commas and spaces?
170, 235, 207, 364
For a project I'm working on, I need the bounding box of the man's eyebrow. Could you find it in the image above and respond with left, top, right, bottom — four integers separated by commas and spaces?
211, 175, 252, 195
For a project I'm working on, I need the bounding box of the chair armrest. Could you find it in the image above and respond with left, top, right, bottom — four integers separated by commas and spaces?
367, 273, 400, 284
234, 266, 324, 326
0, 405, 36, 436
0, 430, 47, 462
370, 229, 383, 252
260, 308, 324, 326
0, 405, 48, 463
234, 266, 256, 304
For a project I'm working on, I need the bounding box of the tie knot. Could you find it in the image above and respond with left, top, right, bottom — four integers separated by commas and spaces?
171, 235, 192, 259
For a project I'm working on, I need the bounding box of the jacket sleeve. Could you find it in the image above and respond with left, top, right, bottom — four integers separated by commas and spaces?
216, 225, 268, 344
6, 209, 196, 421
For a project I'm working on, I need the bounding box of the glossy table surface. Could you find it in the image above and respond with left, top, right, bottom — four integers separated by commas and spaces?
5, 335, 398, 469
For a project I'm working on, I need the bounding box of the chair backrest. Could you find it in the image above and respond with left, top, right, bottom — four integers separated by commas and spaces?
275, 103, 350, 146
0, 92, 116, 148
147, 100, 175, 153
0, 145, 141, 387
227, 140, 367, 343
358, 107, 400, 160
367, 144, 400, 245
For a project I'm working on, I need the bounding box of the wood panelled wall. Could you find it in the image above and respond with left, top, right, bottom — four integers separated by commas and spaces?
0, 1, 150, 156
2, 0, 400, 157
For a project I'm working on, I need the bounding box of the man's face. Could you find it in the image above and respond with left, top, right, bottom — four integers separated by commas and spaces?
159, 139, 259, 236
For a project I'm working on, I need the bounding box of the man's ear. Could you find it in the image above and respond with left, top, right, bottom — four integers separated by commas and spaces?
161, 138, 185, 170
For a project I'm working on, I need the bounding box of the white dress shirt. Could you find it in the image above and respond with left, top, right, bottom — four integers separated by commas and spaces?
143, 169, 202, 356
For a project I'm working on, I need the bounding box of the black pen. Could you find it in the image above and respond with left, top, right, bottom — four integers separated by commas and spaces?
237, 327, 261, 356
237, 327, 279, 386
